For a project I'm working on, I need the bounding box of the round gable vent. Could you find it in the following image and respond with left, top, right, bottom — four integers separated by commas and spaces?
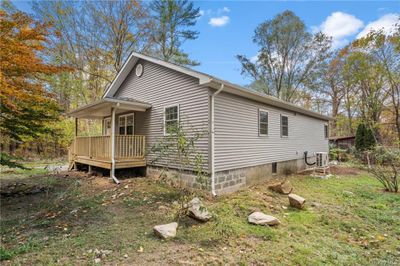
135, 64, 143, 77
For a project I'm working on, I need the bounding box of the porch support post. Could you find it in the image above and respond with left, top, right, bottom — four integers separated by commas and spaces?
110, 107, 120, 184
74, 118, 78, 170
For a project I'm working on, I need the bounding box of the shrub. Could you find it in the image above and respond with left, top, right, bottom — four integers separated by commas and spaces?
329, 147, 348, 162
355, 123, 376, 151
367, 147, 399, 193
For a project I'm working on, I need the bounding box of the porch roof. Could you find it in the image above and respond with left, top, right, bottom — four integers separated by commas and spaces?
68, 97, 152, 119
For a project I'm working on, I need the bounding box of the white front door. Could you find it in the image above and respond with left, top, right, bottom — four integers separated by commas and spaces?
103, 118, 111, 136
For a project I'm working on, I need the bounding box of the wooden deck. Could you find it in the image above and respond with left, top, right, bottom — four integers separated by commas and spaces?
69, 135, 146, 170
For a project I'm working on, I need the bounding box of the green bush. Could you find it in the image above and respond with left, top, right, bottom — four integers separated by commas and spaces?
368, 146, 399, 193
329, 147, 348, 161
355, 123, 376, 151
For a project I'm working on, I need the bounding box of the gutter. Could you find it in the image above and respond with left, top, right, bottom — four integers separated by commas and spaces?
210, 83, 224, 196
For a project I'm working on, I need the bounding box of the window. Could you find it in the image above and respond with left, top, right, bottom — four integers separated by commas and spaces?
281, 115, 289, 137
324, 124, 329, 139
164, 105, 179, 135
118, 113, 134, 135
259, 109, 268, 136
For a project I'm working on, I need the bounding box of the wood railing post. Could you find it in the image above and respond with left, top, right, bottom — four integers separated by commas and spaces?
89, 137, 92, 158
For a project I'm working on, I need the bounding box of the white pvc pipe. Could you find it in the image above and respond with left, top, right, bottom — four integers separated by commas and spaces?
110, 107, 120, 184
210, 84, 224, 196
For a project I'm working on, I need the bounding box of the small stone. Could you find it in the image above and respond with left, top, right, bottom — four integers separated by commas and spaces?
281, 206, 288, 210
187, 197, 211, 222
102, 250, 112, 255
124, 185, 129, 189
153, 222, 178, 239
124, 254, 128, 258
94, 258, 101, 264
158, 205, 168, 211
137, 246, 143, 253
288, 194, 306, 209
343, 190, 354, 196
248, 212, 280, 226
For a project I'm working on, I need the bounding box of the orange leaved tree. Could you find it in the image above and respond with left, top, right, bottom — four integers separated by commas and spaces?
0, 5, 68, 167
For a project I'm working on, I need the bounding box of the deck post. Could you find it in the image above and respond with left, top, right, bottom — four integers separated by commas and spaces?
74, 118, 78, 170
110, 107, 120, 184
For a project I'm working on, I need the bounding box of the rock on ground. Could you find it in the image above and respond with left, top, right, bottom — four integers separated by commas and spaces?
248, 212, 280, 226
188, 197, 211, 222
153, 222, 178, 239
288, 194, 306, 209
268, 181, 293, 195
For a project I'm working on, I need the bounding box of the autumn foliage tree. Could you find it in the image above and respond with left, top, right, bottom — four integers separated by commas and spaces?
0, 6, 67, 166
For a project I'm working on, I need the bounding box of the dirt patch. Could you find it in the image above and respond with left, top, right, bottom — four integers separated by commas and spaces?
329, 166, 362, 175
0, 182, 47, 197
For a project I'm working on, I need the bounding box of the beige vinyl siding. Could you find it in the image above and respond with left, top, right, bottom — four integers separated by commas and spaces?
214, 91, 329, 172
114, 60, 209, 170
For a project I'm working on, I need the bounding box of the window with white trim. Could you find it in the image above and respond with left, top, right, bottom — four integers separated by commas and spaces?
324, 124, 329, 139
164, 105, 179, 135
118, 113, 134, 135
259, 109, 268, 136
281, 115, 289, 137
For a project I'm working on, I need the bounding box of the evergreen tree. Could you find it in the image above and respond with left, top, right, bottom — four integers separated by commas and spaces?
355, 123, 376, 151
149, 0, 200, 66
355, 123, 366, 151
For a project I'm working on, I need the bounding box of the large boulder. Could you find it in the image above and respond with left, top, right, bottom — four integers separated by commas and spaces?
248, 212, 280, 226
288, 194, 306, 209
188, 197, 212, 222
153, 222, 178, 239
268, 181, 293, 195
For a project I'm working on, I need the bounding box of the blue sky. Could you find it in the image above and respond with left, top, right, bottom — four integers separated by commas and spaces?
14, 1, 400, 86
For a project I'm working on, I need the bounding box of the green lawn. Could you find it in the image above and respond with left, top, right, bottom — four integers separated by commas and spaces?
1, 167, 399, 265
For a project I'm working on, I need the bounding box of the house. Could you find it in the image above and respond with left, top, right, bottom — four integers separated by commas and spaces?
329, 135, 355, 150
68, 52, 331, 194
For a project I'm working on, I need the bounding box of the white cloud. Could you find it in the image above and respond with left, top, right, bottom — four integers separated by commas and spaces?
208, 16, 230, 27
199, 10, 204, 16
221, 7, 230, 13
357, 13, 399, 38
315, 12, 364, 49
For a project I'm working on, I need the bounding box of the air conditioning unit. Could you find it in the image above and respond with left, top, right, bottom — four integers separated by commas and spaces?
316, 152, 329, 167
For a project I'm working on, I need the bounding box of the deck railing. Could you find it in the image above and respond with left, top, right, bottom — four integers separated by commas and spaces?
70, 135, 145, 160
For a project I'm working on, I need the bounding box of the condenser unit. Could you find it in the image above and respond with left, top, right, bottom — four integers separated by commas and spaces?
316, 152, 329, 167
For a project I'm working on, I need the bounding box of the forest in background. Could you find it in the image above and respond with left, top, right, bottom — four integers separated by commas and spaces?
1, 0, 399, 165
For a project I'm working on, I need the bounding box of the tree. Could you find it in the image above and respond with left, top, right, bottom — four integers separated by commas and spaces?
343, 48, 389, 141
352, 22, 400, 144
316, 51, 346, 135
237, 10, 331, 102
355, 123, 376, 151
149, 0, 200, 66
0, 4, 66, 166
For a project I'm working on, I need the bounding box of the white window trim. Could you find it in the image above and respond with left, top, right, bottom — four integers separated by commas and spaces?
163, 104, 180, 136
118, 113, 135, 135
258, 108, 269, 136
103, 118, 111, 135
281, 114, 289, 138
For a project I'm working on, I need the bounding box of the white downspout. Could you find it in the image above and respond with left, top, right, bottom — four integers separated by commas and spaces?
211, 83, 224, 196
110, 106, 120, 184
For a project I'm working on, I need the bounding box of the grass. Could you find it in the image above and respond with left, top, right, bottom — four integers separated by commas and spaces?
1, 166, 399, 265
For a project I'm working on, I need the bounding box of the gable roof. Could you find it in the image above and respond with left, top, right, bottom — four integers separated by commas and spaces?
103, 52, 332, 121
